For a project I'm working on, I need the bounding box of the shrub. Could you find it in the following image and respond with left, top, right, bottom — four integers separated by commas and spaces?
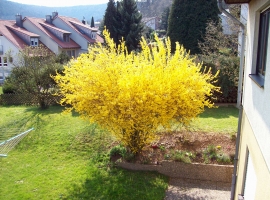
54, 29, 219, 154
171, 150, 195, 163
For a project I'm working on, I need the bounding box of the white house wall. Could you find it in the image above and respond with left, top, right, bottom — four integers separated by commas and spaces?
52, 18, 88, 53
23, 20, 59, 54
0, 35, 20, 81
243, 0, 270, 170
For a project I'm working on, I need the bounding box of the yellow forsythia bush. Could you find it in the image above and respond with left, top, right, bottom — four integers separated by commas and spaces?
54, 30, 219, 153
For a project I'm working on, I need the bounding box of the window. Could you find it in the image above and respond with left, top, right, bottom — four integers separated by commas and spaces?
64, 34, 70, 42
30, 38, 39, 46
0, 45, 3, 55
250, 7, 270, 87
3, 57, 7, 66
65, 50, 75, 58
257, 8, 270, 76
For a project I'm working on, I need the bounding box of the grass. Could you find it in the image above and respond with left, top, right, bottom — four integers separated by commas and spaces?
191, 105, 239, 134
0, 86, 2, 94
0, 106, 168, 200
0, 105, 238, 199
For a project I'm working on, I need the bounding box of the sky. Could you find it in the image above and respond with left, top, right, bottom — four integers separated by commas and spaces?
8, 0, 109, 7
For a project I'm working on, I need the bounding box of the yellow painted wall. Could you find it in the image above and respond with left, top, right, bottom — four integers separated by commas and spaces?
235, 111, 270, 199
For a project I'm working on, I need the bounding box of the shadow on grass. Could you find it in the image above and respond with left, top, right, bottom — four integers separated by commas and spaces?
199, 106, 239, 119
64, 166, 168, 200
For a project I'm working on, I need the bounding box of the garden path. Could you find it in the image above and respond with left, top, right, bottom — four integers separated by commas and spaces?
165, 178, 231, 200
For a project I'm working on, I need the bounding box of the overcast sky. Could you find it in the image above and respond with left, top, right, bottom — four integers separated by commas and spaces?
8, 0, 109, 7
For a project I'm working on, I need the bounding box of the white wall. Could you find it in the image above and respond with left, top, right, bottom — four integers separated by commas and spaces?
243, 0, 270, 170
23, 20, 59, 54
0, 36, 20, 82
53, 18, 88, 53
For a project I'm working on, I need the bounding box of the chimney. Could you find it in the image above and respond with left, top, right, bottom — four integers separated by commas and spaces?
15, 14, 23, 28
46, 15, 52, 24
82, 16, 85, 25
52, 11, 58, 19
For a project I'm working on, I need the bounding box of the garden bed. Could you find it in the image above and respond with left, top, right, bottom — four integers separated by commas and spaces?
114, 131, 235, 183
130, 131, 236, 165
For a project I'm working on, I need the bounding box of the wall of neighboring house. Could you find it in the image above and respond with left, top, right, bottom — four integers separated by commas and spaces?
235, 0, 270, 199
53, 18, 88, 54
23, 20, 59, 54
0, 36, 20, 83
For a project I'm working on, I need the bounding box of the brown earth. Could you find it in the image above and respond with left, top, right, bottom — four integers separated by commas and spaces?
131, 131, 236, 165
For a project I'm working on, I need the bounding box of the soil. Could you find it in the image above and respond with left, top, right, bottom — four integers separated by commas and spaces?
121, 131, 236, 165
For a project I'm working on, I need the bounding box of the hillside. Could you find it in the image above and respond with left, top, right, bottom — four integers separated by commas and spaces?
0, 0, 106, 21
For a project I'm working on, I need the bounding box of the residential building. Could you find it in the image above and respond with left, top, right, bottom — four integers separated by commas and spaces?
142, 17, 160, 30
0, 18, 40, 83
0, 12, 104, 83
52, 12, 104, 54
223, 0, 270, 199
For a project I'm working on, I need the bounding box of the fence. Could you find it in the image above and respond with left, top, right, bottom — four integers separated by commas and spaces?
0, 93, 61, 106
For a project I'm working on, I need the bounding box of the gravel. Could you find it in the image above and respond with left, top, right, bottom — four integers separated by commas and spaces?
165, 178, 231, 200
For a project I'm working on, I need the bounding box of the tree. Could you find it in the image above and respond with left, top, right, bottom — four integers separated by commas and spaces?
167, 0, 219, 54
118, 0, 144, 52
91, 16, 95, 28
3, 45, 63, 109
160, 7, 170, 32
103, 0, 118, 43
54, 29, 219, 153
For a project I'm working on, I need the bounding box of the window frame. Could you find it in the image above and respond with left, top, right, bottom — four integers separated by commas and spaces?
249, 7, 270, 88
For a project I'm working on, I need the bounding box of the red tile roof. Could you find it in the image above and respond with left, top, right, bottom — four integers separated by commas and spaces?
25, 17, 81, 49
0, 20, 33, 49
56, 16, 104, 44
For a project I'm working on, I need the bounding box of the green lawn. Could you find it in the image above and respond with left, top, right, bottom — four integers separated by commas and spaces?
0, 105, 238, 199
0, 106, 168, 200
191, 105, 239, 134
0, 86, 2, 94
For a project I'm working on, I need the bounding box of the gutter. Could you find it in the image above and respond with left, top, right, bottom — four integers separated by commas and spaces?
217, 1, 246, 200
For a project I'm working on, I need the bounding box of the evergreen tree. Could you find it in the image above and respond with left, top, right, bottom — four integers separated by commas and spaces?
160, 7, 170, 31
103, 0, 118, 43
167, 0, 219, 54
118, 0, 144, 52
91, 16, 95, 28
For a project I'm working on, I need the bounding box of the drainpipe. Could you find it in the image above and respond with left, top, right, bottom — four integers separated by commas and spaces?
217, 1, 246, 200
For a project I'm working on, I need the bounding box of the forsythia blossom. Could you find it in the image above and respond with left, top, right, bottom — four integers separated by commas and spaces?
53, 29, 219, 153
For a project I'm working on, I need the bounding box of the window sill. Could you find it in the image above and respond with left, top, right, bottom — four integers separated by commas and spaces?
249, 74, 264, 88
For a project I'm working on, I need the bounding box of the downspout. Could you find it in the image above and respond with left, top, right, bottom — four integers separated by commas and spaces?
217, 1, 246, 200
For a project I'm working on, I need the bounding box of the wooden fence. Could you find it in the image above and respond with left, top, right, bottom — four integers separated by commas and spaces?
0, 94, 61, 106
0, 88, 237, 106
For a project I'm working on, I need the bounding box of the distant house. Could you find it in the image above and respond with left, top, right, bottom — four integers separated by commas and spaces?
0, 12, 104, 83
222, 0, 270, 199
0, 18, 40, 83
52, 12, 104, 54
142, 17, 160, 30
23, 16, 81, 57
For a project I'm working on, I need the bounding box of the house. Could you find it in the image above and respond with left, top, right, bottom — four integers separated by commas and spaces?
0, 18, 40, 83
22, 16, 81, 57
142, 17, 160, 30
221, 0, 270, 199
0, 12, 104, 83
52, 12, 104, 54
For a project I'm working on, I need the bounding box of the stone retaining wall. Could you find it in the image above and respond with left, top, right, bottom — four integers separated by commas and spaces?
117, 161, 233, 183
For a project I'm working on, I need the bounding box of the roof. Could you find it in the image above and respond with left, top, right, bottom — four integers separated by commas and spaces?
224, 0, 251, 4
56, 15, 104, 44
0, 20, 34, 49
25, 17, 81, 49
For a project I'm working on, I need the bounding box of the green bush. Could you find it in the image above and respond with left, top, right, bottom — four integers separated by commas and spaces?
199, 54, 239, 97
109, 144, 135, 162
2, 81, 16, 94
171, 150, 195, 164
